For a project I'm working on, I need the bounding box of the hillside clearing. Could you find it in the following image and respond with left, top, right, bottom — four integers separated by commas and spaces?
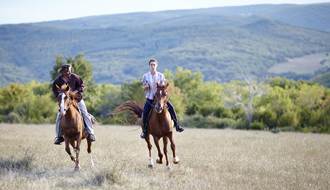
268, 52, 330, 74
0, 124, 329, 189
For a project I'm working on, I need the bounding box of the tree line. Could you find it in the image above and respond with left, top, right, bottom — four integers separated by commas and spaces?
1, 54, 329, 134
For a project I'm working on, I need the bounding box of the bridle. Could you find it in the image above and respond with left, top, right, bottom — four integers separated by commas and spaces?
59, 92, 73, 115
154, 87, 168, 113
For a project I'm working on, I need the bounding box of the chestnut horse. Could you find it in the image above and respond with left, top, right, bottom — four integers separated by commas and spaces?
114, 82, 179, 169
56, 84, 94, 170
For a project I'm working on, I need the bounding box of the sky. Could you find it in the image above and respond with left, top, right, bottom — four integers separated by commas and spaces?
0, 0, 328, 25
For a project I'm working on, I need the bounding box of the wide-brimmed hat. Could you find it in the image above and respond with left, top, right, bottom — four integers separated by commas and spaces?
57, 64, 72, 73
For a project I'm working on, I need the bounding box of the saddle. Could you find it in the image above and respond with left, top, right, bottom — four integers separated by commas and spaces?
76, 107, 97, 133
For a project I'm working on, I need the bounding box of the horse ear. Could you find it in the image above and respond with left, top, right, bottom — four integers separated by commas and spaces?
66, 83, 70, 91
56, 84, 61, 91
166, 82, 169, 87
156, 82, 160, 87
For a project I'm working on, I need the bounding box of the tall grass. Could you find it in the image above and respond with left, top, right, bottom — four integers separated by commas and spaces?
0, 124, 329, 189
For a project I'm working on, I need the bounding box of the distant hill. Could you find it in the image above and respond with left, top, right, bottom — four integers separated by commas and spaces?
311, 71, 330, 88
310, 55, 330, 88
1, 3, 330, 86
35, 3, 330, 32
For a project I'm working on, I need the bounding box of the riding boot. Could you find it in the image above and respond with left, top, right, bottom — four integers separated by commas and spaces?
140, 115, 148, 139
54, 137, 64, 145
87, 134, 96, 142
167, 100, 184, 132
175, 123, 185, 132
141, 98, 152, 139
140, 127, 148, 139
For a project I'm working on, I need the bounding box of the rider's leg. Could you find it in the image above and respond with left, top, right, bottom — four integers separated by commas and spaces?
167, 100, 184, 132
141, 98, 153, 139
54, 111, 64, 145
78, 99, 96, 142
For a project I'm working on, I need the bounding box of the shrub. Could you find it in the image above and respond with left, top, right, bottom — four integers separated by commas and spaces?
254, 109, 277, 129
181, 115, 236, 129
181, 114, 208, 128
278, 111, 298, 127
249, 122, 265, 130
4, 112, 22, 123
199, 106, 213, 117
214, 106, 233, 118
271, 128, 280, 134
235, 120, 248, 129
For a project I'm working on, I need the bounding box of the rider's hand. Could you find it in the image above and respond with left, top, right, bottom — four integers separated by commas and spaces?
143, 83, 149, 91
143, 83, 149, 88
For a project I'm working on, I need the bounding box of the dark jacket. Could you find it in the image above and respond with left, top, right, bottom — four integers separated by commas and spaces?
52, 73, 84, 102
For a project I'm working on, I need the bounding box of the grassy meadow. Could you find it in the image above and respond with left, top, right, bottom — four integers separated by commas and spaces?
0, 124, 329, 189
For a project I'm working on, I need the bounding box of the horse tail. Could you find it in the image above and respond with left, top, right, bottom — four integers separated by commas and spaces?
113, 100, 143, 125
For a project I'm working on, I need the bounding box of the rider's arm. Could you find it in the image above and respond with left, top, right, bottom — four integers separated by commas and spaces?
143, 83, 149, 91
52, 80, 60, 98
76, 75, 85, 93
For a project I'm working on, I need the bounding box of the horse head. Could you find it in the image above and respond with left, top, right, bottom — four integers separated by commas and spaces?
56, 84, 80, 116
154, 82, 169, 113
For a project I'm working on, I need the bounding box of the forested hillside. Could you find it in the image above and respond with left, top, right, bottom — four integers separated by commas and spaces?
35, 3, 330, 31
0, 3, 330, 87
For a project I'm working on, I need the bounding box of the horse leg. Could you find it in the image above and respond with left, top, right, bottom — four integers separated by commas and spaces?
163, 136, 171, 170
74, 133, 82, 171
70, 140, 76, 154
168, 131, 179, 164
145, 137, 153, 168
64, 138, 76, 162
87, 140, 94, 167
153, 136, 163, 164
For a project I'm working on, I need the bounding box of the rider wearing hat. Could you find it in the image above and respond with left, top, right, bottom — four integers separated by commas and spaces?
52, 64, 96, 144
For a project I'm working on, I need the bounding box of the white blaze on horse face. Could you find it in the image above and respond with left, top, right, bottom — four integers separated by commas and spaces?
159, 90, 162, 106
60, 93, 66, 116
155, 90, 163, 113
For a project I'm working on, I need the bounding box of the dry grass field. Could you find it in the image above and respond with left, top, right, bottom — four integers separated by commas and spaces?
0, 124, 329, 190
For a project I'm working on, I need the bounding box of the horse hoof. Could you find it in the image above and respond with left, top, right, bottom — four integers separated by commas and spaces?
167, 165, 172, 170
74, 167, 81, 172
173, 156, 180, 164
148, 164, 154, 168
156, 159, 162, 164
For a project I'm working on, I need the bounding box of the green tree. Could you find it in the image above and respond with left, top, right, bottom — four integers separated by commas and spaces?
50, 53, 98, 113
294, 83, 324, 111
187, 81, 223, 116
51, 53, 94, 87
121, 79, 145, 104
170, 67, 204, 95
0, 82, 31, 115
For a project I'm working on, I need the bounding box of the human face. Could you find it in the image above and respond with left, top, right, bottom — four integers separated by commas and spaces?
62, 67, 72, 78
149, 61, 157, 73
